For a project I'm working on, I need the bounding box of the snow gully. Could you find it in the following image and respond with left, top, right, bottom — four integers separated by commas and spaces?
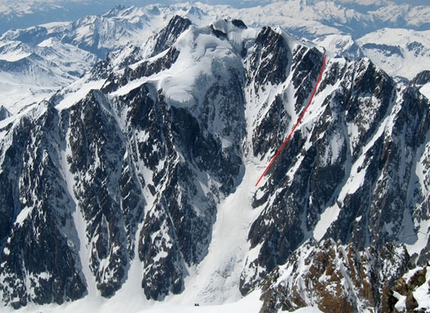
255, 54, 327, 187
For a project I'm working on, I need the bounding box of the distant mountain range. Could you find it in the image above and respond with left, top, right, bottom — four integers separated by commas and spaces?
1, 0, 430, 34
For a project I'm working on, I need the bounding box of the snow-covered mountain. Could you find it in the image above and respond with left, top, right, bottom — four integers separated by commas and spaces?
356, 28, 430, 80
0, 3, 430, 313
0, 4, 212, 115
1, 1, 430, 117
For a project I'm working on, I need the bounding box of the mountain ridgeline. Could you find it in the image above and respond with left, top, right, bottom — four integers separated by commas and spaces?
0, 15, 429, 312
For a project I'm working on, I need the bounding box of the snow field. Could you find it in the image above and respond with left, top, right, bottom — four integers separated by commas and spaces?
357, 28, 430, 79
177, 158, 263, 306
55, 78, 106, 110
420, 83, 430, 100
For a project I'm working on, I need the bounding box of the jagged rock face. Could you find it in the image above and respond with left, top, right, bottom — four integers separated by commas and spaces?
0, 106, 11, 121
0, 14, 429, 311
259, 240, 410, 313
412, 70, 430, 86
0, 104, 87, 308
152, 15, 192, 56
248, 26, 291, 88
0, 16, 246, 306
390, 266, 430, 313
241, 46, 430, 297
65, 90, 145, 297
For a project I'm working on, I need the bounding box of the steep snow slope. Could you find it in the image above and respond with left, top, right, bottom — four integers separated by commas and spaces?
421, 83, 430, 99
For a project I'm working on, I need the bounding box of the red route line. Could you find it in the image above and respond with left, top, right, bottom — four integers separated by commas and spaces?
255, 54, 327, 187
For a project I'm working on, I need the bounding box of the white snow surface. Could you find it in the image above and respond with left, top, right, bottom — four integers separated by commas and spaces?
157, 22, 255, 108
0, 37, 97, 115
414, 268, 430, 312
0, 41, 31, 61
394, 267, 430, 312
55, 77, 105, 110
313, 204, 340, 241
178, 159, 263, 305
420, 83, 430, 100
357, 28, 430, 79
4, 291, 263, 313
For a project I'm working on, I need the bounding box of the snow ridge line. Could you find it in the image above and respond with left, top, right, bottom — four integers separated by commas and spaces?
255, 54, 327, 187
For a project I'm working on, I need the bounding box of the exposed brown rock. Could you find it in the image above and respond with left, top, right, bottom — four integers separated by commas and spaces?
389, 266, 429, 313
259, 240, 411, 313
